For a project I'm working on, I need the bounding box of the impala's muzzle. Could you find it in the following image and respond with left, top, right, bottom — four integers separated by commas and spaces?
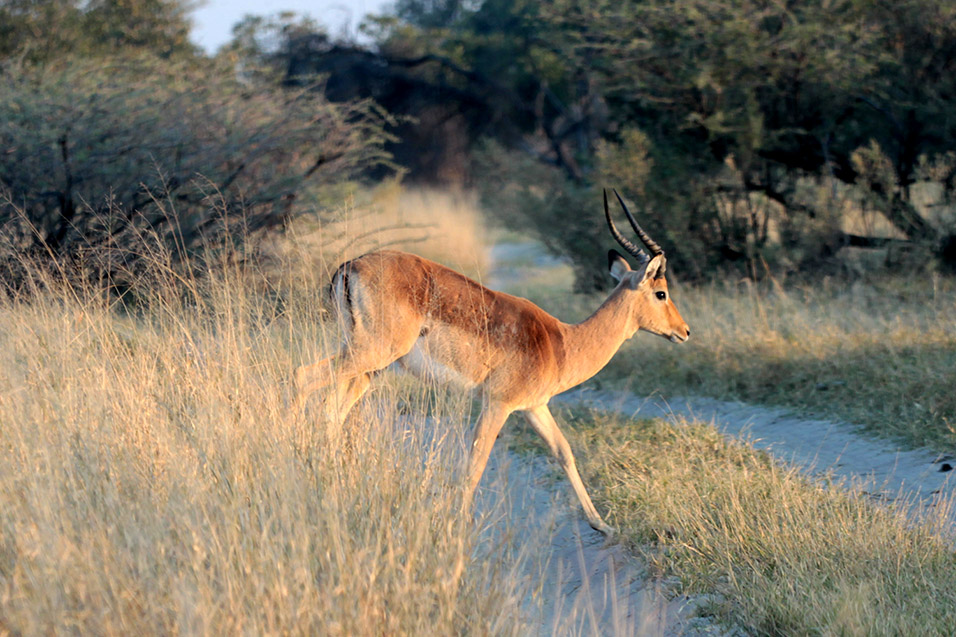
669, 326, 690, 343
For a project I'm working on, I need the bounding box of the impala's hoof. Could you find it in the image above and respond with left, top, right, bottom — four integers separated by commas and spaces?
592, 521, 616, 537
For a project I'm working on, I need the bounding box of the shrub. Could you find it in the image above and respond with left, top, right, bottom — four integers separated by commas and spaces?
0, 55, 393, 292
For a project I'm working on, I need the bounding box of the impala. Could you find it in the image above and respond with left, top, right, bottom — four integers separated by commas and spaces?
295, 189, 690, 535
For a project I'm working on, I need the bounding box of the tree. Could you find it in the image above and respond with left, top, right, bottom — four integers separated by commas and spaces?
549, 0, 956, 268
232, 0, 956, 283
0, 0, 198, 63
0, 55, 392, 290
229, 1, 605, 184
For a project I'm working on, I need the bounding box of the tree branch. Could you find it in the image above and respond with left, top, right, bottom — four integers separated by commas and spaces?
46, 133, 76, 253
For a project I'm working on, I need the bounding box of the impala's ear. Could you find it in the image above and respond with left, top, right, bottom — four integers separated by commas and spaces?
608, 249, 631, 282
640, 254, 666, 284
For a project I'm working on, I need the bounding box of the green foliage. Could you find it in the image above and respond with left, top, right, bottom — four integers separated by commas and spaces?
367, 0, 589, 177
475, 135, 727, 286
362, 0, 956, 282
473, 142, 608, 291
594, 129, 652, 199
0, 55, 393, 291
549, 0, 956, 263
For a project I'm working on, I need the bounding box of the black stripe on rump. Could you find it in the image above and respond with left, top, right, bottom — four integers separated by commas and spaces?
328, 261, 356, 331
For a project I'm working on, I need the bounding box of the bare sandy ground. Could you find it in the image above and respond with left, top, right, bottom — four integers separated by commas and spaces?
476, 449, 717, 636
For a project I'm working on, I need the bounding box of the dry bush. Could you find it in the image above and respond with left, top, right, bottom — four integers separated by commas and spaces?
0, 54, 391, 292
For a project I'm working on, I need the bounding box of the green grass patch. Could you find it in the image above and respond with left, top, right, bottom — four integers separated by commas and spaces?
538, 408, 956, 635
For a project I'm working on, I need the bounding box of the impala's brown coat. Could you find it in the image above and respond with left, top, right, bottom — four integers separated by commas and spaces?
296, 228, 689, 535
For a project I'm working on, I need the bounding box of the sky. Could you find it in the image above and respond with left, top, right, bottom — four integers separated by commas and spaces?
190, 0, 390, 53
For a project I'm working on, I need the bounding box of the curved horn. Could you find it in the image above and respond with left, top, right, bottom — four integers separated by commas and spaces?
604, 189, 649, 264
613, 189, 664, 256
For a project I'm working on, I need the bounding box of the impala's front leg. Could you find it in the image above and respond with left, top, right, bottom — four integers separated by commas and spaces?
462, 399, 511, 515
524, 404, 615, 536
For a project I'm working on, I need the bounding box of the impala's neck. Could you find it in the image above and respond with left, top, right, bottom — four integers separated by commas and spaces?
557, 285, 635, 391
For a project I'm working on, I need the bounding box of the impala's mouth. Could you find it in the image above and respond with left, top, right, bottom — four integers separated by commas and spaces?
669, 332, 689, 344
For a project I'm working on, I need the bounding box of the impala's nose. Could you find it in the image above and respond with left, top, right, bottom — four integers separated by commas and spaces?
670, 326, 690, 343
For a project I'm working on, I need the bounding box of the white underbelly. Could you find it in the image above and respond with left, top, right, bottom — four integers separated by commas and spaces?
393, 340, 477, 389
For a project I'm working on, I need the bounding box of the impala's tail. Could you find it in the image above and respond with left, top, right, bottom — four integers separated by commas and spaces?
293, 262, 356, 414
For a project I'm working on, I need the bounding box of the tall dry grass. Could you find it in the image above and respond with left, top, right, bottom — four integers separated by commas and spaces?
601, 275, 956, 449
280, 183, 490, 288
0, 249, 535, 634
9, 182, 954, 633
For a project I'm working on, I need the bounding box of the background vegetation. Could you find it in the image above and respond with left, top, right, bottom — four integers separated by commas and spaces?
2, 1, 956, 634
4, 0, 956, 290
0, 1, 391, 294
252, 0, 956, 287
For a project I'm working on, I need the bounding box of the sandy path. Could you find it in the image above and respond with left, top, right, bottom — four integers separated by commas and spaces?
475, 450, 713, 636
556, 389, 956, 528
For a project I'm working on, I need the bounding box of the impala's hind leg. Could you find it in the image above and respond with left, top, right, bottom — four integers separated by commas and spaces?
295, 358, 332, 398
295, 354, 368, 413
325, 372, 372, 424
294, 259, 422, 425
294, 356, 338, 416
295, 342, 408, 426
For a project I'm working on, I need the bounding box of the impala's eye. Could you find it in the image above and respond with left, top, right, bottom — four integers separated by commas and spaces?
655, 291, 667, 301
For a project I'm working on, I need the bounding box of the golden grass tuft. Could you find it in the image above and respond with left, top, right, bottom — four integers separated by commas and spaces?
280, 182, 490, 288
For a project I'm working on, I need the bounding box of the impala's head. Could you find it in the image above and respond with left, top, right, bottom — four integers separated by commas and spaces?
604, 189, 690, 344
